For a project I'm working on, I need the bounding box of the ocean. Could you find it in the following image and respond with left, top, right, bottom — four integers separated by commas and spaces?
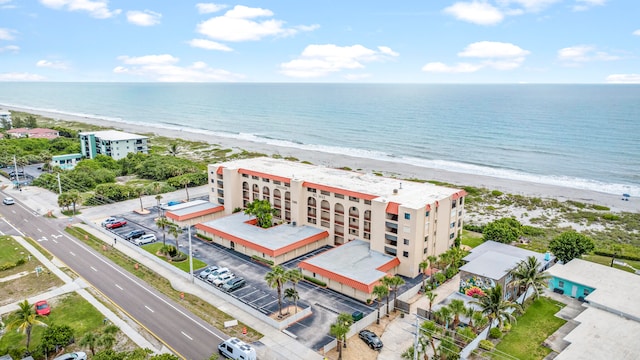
0, 83, 638, 196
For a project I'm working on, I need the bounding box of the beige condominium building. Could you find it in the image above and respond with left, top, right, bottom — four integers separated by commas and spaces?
206, 157, 466, 279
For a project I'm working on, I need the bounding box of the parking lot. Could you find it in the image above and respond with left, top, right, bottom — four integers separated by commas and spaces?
99, 202, 380, 350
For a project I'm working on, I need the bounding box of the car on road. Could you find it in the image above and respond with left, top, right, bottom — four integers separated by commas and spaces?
124, 229, 146, 240
198, 265, 219, 279
207, 267, 229, 283
2, 197, 15, 205
101, 217, 118, 227
53, 352, 87, 360
359, 329, 383, 350
106, 219, 127, 229
222, 277, 246, 292
212, 272, 235, 287
134, 234, 157, 246
35, 300, 50, 316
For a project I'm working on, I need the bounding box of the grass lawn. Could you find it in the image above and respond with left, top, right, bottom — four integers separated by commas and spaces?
582, 254, 636, 273
0, 292, 112, 354
493, 297, 566, 360
461, 230, 484, 248
143, 242, 208, 272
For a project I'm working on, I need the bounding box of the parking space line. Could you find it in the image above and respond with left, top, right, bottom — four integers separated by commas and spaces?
239, 289, 259, 299
248, 294, 270, 304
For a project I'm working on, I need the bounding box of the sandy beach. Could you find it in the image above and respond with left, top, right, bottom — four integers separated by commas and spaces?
6, 105, 639, 214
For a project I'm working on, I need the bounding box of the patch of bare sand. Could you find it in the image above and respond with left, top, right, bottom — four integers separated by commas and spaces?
267, 305, 304, 320
323, 312, 400, 360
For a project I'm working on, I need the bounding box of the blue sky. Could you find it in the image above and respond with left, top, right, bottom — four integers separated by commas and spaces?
0, 0, 638, 83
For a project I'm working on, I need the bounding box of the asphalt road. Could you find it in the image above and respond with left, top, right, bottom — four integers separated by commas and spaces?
0, 195, 226, 360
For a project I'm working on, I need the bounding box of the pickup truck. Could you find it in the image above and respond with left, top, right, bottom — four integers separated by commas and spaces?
106, 219, 127, 229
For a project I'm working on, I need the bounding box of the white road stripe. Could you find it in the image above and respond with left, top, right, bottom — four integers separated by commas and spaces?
52, 239, 58, 243
69, 251, 76, 256
145, 305, 155, 313
181, 331, 193, 341
90, 266, 97, 272
37, 228, 42, 232
115, 284, 123, 290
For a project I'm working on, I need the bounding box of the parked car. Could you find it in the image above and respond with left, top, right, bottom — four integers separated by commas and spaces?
2, 197, 15, 205
53, 352, 87, 360
207, 268, 230, 283
198, 265, 219, 279
212, 272, 235, 287
222, 277, 246, 292
134, 234, 156, 246
106, 219, 127, 229
35, 300, 50, 316
359, 329, 383, 350
124, 229, 146, 240
101, 217, 118, 227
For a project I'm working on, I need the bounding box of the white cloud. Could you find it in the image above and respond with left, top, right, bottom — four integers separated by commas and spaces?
114, 54, 243, 82
0, 72, 45, 81
196, 3, 226, 14
0, 45, 19, 53
606, 74, 640, 84
632, 29, 640, 36
0, 28, 16, 40
36, 59, 68, 69
443, 1, 504, 25
280, 44, 398, 78
572, 0, 607, 11
423, 41, 529, 73
188, 38, 233, 52
197, 5, 316, 42
39, 0, 121, 19
497, 0, 561, 12
421, 62, 483, 73
557, 45, 619, 64
127, 10, 161, 26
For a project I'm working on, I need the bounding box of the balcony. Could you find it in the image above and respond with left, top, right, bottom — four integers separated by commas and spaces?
321, 205, 330, 211
384, 247, 397, 256
385, 239, 397, 247
334, 209, 344, 215
385, 227, 398, 234
385, 234, 397, 242
307, 210, 316, 218
334, 219, 344, 225
386, 213, 399, 221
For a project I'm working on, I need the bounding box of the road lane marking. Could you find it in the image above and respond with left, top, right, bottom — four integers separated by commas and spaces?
37, 228, 42, 232
69, 251, 76, 256
90, 266, 97, 272
23, 218, 28, 223
52, 239, 58, 244
52, 234, 62, 239
115, 284, 123, 290
145, 306, 155, 313
181, 331, 193, 341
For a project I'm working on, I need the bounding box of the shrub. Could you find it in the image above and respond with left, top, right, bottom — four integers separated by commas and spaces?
491, 190, 503, 197
196, 233, 212, 241
15, 258, 26, 266
171, 254, 187, 262
464, 224, 485, 233
251, 255, 274, 266
591, 204, 610, 211
303, 275, 326, 287
479, 339, 495, 351
602, 213, 620, 221
502, 323, 512, 332
489, 327, 502, 339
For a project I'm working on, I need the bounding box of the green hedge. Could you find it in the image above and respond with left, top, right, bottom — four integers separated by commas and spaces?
303, 275, 326, 287
479, 339, 495, 351
251, 255, 274, 266
196, 233, 212, 241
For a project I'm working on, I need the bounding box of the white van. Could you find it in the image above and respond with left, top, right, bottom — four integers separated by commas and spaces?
217, 337, 256, 360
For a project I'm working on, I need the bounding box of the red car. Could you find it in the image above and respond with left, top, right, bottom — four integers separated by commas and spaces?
106, 219, 127, 229
35, 300, 50, 316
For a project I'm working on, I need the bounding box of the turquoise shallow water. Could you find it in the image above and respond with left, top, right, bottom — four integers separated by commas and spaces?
0, 83, 638, 196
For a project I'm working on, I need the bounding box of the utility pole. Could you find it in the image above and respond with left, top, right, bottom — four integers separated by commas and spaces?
57, 173, 62, 194
13, 155, 20, 185
414, 315, 419, 360
188, 225, 194, 283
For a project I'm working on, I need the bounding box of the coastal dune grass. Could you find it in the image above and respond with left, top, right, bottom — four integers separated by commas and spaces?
492, 297, 566, 360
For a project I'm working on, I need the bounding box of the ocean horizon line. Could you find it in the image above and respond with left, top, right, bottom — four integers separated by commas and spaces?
4, 102, 639, 198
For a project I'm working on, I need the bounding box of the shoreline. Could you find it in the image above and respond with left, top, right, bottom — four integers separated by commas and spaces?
5, 105, 638, 213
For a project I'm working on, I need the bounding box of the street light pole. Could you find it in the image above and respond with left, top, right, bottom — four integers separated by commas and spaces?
188, 225, 194, 283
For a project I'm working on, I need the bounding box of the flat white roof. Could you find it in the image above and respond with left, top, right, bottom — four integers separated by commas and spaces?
79, 130, 147, 141
301, 239, 395, 285
556, 307, 640, 360
461, 241, 554, 280
166, 200, 222, 217
199, 212, 326, 251
215, 157, 460, 209
545, 259, 640, 321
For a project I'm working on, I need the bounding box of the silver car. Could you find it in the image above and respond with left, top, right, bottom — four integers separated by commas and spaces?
2, 197, 15, 205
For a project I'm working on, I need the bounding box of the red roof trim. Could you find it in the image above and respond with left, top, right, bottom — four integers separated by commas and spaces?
426, 204, 431, 211
302, 182, 377, 201
216, 166, 224, 175
195, 223, 275, 256
275, 231, 329, 256
238, 168, 291, 184
376, 257, 401, 273
385, 202, 399, 215
166, 206, 224, 221
299, 261, 374, 293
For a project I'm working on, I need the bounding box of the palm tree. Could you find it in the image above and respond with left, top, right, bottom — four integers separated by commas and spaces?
168, 142, 180, 156
381, 276, 393, 316
286, 268, 303, 294
180, 177, 191, 201
425, 291, 437, 319
6, 300, 48, 351
265, 265, 288, 316
420, 320, 439, 357
372, 284, 389, 325
284, 288, 299, 314
155, 194, 163, 213
427, 255, 438, 286
156, 217, 172, 246
509, 255, 550, 304
135, 186, 146, 212
168, 223, 183, 250
419, 260, 430, 290
463, 307, 476, 331
329, 320, 349, 360
58, 192, 71, 211
433, 306, 453, 331
389, 275, 406, 312
447, 299, 466, 330
336, 312, 353, 348
68, 190, 81, 215
79, 332, 99, 355
471, 284, 522, 329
